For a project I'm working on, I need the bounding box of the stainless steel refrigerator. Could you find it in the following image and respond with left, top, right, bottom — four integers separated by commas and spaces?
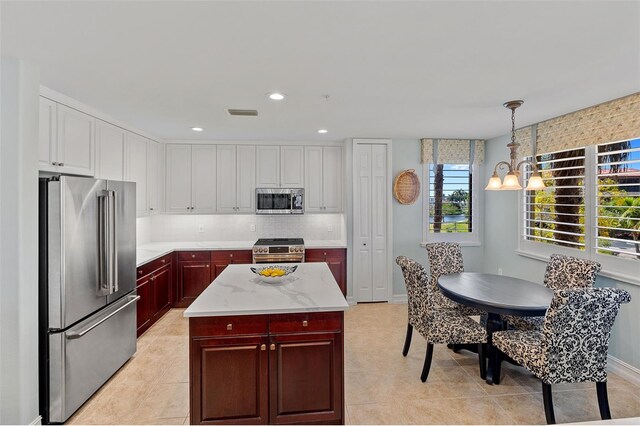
39, 176, 138, 424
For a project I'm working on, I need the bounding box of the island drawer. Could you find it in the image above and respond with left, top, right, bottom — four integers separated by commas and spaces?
269, 312, 343, 334
178, 251, 210, 262
190, 315, 269, 337
137, 253, 172, 278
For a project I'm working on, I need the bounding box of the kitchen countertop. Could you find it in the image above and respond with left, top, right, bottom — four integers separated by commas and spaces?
184, 263, 349, 317
136, 240, 347, 267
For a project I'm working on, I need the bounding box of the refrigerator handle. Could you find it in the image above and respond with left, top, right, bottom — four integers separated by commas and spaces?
109, 190, 118, 294
66, 295, 140, 339
97, 191, 110, 296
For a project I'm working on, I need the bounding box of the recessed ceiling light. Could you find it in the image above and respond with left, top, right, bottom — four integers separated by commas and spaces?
317, 129, 328, 134
191, 127, 204, 132
268, 92, 286, 101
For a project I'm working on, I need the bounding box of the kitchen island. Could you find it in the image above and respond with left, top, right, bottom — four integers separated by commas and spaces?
184, 263, 349, 425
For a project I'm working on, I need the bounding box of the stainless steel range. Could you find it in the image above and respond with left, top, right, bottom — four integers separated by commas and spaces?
252, 238, 305, 263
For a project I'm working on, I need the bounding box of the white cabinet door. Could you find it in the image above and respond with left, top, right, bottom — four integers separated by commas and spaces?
256, 145, 280, 188
191, 145, 217, 213
165, 144, 192, 213
56, 104, 95, 176
216, 145, 237, 213
322, 146, 343, 212
280, 146, 304, 188
304, 146, 324, 212
236, 145, 256, 212
39, 97, 57, 171
371, 144, 388, 301
95, 120, 124, 180
124, 133, 148, 217
147, 140, 161, 214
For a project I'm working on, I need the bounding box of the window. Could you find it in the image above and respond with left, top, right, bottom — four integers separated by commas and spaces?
423, 163, 480, 245
520, 138, 640, 281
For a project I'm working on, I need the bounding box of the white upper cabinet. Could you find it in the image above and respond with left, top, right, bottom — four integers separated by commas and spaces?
322, 146, 343, 212
236, 145, 256, 212
124, 133, 148, 217
216, 145, 255, 213
166, 144, 192, 213
56, 104, 95, 176
256, 145, 280, 188
39, 97, 57, 171
147, 140, 162, 214
304, 146, 323, 212
280, 146, 304, 188
95, 120, 124, 180
191, 145, 217, 213
216, 145, 237, 213
304, 146, 343, 213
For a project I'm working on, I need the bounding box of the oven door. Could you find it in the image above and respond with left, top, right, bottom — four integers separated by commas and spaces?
253, 254, 305, 263
256, 189, 293, 214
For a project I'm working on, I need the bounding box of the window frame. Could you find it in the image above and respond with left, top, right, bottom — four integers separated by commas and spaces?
517, 144, 640, 285
421, 162, 482, 246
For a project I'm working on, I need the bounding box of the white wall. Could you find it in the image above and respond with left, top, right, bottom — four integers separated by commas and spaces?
145, 213, 345, 242
0, 59, 41, 424
484, 133, 640, 375
391, 139, 485, 297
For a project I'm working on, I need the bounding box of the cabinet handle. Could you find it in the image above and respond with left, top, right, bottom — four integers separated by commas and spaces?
161, 259, 165, 263
192, 254, 196, 258
261, 344, 266, 351
270, 344, 275, 351
323, 252, 327, 256
302, 320, 308, 327
51, 161, 58, 166
149, 207, 154, 211
226, 323, 233, 330
230, 254, 233, 258
206, 264, 209, 267
58, 162, 64, 166
138, 270, 143, 275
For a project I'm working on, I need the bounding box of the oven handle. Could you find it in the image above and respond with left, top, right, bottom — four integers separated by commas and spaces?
253, 255, 305, 263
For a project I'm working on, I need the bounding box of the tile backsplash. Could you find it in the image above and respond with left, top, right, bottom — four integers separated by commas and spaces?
139, 214, 345, 243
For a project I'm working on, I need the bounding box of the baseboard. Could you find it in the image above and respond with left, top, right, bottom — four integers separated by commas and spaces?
608, 355, 640, 387
30, 415, 42, 425
391, 294, 407, 304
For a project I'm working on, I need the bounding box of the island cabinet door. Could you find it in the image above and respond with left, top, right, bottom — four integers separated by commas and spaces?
177, 260, 212, 307
191, 335, 269, 425
268, 332, 343, 425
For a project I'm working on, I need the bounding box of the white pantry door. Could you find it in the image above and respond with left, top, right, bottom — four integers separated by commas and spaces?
354, 143, 389, 302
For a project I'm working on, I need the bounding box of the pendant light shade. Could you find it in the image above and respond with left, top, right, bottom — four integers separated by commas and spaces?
501, 172, 523, 190
485, 171, 502, 190
525, 171, 545, 191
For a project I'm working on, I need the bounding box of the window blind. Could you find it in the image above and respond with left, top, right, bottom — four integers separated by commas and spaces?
523, 147, 586, 250
595, 138, 640, 259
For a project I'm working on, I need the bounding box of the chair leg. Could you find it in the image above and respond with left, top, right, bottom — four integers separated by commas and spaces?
596, 382, 612, 420
542, 383, 556, 424
420, 343, 434, 382
478, 343, 486, 380
402, 323, 413, 356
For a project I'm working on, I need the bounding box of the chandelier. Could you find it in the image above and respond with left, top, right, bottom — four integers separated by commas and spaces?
485, 100, 545, 191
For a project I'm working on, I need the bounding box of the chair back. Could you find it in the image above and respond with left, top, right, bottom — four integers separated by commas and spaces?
541, 287, 631, 383
425, 242, 464, 296
395, 256, 430, 326
543, 254, 601, 290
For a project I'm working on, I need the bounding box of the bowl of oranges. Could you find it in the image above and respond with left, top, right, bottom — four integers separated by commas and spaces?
250, 265, 298, 284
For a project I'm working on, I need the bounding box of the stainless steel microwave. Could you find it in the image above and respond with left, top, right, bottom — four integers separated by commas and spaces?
255, 188, 304, 214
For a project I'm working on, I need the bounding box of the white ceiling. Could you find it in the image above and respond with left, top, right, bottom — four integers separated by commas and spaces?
2, 1, 639, 142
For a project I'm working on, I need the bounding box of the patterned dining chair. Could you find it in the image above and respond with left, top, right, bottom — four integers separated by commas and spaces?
396, 256, 487, 382
492, 287, 631, 424
425, 242, 484, 317
503, 254, 601, 331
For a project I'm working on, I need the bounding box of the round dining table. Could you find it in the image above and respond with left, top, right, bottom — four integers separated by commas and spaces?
437, 272, 554, 385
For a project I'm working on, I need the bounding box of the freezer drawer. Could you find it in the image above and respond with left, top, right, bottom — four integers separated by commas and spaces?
47, 294, 138, 423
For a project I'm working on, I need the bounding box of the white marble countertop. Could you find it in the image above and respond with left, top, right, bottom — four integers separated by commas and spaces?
136, 240, 347, 267
184, 263, 349, 317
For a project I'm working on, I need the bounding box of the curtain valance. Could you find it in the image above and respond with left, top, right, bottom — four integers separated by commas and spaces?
420, 139, 485, 165
533, 92, 640, 154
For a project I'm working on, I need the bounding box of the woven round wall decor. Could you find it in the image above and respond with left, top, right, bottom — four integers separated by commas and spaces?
393, 169, 420, 205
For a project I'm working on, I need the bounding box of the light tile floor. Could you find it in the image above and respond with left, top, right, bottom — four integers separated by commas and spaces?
68, 303, 640, 425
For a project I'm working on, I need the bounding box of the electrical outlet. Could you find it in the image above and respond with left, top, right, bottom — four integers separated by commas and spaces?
328, 224, 333, 232
498, 268, 503, 275
198, 224, 204, 233
250, 224, 256, 232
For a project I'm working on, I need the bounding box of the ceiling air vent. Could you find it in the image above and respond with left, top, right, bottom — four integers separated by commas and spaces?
227, 109, 258, 116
